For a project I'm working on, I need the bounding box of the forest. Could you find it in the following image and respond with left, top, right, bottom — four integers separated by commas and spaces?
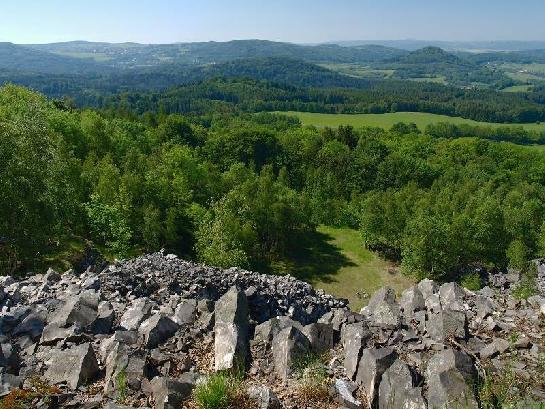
3, 83, 545, 288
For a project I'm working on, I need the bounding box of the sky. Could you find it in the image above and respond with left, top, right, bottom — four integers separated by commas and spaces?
1, 0, 545, 44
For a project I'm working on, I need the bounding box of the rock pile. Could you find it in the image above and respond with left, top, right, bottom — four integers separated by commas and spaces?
0, 251, 543, 408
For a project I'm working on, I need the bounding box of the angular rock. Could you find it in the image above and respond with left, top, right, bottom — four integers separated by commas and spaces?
342, 322, 372, 380
150, 376, 194, 409
480, 338, 510, 359
425, 349, 478, 409
272, 326, 310, 382
172, 299, 197, 325
53, 291, 99, 329
427, 308, 467, 341
303, 322, 334, 354
418, 279, 439, 299
91, 301, 115, 334
44, 343, 100, 389
247, 384, 281, 409
332, 379, 361, 409
0, 373, 23, 396
355, 347, 397, 408
44, 268, 61, 283
214, 287, 249, 371
12, 310, 47, 341
40, 323, 80, 345
119, 298, 153, 331
400, 286, 425, 318
253, 316, 299, 345
138, 314, 178, 348
439, 282, 466, 308
363, 287, 401, 328
378, 359, 426, 409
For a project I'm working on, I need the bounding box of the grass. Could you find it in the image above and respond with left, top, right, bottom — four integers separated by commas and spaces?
272, 226, 413, 311
502, 85, 534, 93
193, 369, 251, 409
280, 111, 545, 132
293, 353, 332, 408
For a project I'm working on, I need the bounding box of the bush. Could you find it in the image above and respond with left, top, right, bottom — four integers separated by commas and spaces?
460, 272, 483, 291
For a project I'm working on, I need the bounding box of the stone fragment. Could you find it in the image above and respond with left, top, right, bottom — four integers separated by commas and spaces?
418, 279, 439, 299
272, 326, 310, 382
303, 322, 334, 354
439, 282, 466, 309
378, 359, 426, 409
247, 384, 281, 409
362, 287, 401, 328
138, 314, 178, 348
426, 307, 467, 341
425, 349, 478, 409
91, 301, 115, 334
119, 298, 153, 331
400, 286, 425, 318
214, 287, 249, 371
44, 343, 99, 389
355, 347, 397, 408
480, 338, 510, 359
53, 291, 99, 329
342, 322, 372, 380
332, 379, 361, 409
151, 376, 194, 409
172, 299, 197, 325
0, 373, 23, 396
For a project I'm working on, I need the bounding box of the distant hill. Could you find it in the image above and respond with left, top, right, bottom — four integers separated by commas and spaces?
399, 47, 464, 64
330, 40, 545, 52
27, 40, 408, 68
0, 42, 108, 74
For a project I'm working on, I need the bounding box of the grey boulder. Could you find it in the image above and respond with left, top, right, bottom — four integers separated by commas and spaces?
425, 349, 478, 409
44, 342, 99, 389
355, 347, 397, 408
378, 359, 426, 409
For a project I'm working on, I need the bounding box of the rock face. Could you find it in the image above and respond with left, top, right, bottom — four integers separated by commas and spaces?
0, 251, 543, 408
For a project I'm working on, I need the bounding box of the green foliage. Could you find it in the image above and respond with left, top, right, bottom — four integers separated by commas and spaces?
460, 272, 483, 291
85, 195, 132, 257
115, 368, 128, 403
5, 82, 545, 282
193, 371, 245, 409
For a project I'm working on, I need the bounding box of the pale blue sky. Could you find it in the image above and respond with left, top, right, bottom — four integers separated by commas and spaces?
1, 0, 545, 44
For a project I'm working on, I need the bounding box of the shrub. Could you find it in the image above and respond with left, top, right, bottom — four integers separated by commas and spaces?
460, 272, 482, 291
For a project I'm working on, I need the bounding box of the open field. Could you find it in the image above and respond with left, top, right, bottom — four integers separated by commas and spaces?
281, 111, 545, 131
319, 63, 395, 79
272, 226, 413, 311
502, 84, 534, 93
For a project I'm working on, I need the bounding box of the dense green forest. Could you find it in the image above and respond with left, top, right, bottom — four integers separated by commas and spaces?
103, 77, 545, 124
3, 84, 545, 284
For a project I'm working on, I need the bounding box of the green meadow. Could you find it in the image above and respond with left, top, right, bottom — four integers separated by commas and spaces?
281, 111, 545, 131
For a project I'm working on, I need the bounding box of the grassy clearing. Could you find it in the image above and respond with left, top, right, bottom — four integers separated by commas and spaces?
318, 63, 395, 79
53, 51, 112, 62
281, 111, 545, 131
272, 226, 413, 311
502, 84, 534, 93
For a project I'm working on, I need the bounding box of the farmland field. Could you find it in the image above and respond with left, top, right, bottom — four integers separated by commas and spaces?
280, 111, 545, 131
